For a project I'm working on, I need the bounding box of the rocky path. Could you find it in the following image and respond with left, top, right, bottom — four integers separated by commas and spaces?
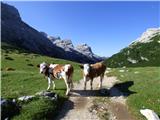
55, 76, 135, 120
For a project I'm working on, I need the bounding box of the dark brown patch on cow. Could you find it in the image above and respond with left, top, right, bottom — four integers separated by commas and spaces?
66, 65, 74, 77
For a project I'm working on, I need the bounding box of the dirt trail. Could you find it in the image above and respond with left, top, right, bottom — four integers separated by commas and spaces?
55, 76, 135, 120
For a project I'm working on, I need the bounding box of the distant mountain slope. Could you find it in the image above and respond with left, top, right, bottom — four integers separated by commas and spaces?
40, 32, 105, 61
1, 3, 102, 63
1, 3, 64, 57
105, 28, 160, 67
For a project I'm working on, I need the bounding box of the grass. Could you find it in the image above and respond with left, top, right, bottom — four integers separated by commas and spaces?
1, 43, 83, 119
106, 67, 160, 120
12, 98, 58, 120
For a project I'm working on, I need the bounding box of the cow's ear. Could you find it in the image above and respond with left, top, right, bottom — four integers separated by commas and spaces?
37, 64, 40, 68
79, 64, 84, 69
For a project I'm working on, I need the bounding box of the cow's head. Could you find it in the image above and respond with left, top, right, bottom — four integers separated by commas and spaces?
79, 64, 90, 76
37, 62, 49, 74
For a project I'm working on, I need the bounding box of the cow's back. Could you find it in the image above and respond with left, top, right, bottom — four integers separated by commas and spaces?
90, 63, 106, 78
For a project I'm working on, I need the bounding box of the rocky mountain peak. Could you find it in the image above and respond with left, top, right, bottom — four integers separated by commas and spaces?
53, 39, 74, 51
1, 3, 21, 21
40, 32, 48, 37
40, 32, 104, 61
131, 28, 160, 45
76, 43, 93, 54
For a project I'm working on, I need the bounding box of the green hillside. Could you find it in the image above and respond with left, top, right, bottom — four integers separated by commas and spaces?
105, 35, 160, 67
1, 42, 82, 119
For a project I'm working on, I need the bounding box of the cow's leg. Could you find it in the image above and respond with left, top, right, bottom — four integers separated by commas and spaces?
68, 74, 74, 90
65, 80, 70, 96
61, 72, 70, 95
84, 76, 87, 90
90, 78, 93, 90
99, 74, 104, 89
47, 77, 52, 91
52, 80, 56, 90
64, 76, 70, 96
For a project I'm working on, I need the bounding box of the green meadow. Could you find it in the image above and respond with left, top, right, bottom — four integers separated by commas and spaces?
1, 43, 82, 119
106, 67, 160, 120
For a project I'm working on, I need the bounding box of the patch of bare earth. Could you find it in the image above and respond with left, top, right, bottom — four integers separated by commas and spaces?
55, 76, 135, 120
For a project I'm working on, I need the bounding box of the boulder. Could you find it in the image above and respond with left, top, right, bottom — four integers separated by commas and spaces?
18, 95, 35, 102
36, 91, 58, 101
140, 109, 160, 120
1, 98, 20, 120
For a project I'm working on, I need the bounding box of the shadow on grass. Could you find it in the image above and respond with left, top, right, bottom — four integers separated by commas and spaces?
55, 100, 74, 120
109, 81, 136, 97
70, 81, 136, 97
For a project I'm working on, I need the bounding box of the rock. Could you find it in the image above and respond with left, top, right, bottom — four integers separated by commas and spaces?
75, 43, 104, 61
134, 71, 139, 74
140, 109, 160, 120
76, 44, 94, 58
36, 91, 58, 101
140, 56, 149, 61
127, 58, 138, 64
40, 31, 48, 38
53, 39, 74, 51
1, 98, 20, 120
119, 70, 125, 72
18, 95, 35, 102
131, 28, 160, 44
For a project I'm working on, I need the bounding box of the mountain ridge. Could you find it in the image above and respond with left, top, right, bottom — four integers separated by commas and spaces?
105, 28, 160, 67
40, 32, 104, 61
1, 2, 103, 63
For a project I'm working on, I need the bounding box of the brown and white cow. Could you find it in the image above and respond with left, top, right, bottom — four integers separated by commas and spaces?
38, 62, 74, 95
79, 62, 106, 90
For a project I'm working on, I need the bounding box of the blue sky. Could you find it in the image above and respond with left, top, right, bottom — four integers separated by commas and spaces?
5, 1, 160, 57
